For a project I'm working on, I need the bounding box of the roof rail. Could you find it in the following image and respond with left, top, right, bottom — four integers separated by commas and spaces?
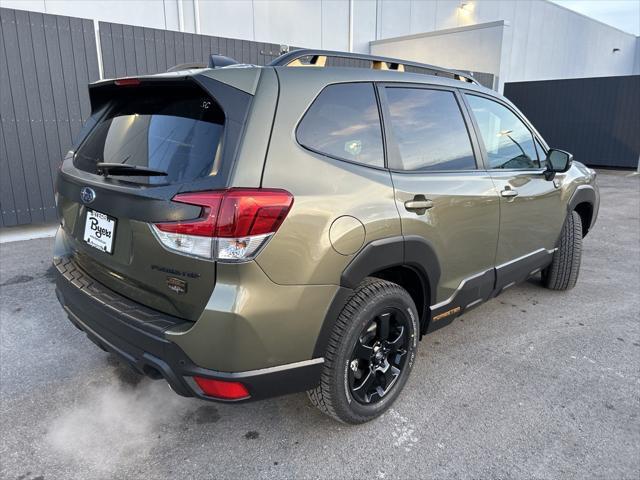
268, 49, 479, 85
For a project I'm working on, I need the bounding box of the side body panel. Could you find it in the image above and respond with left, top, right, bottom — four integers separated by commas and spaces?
390, 171, 500, 304
377, 84, 500, 308
256, 68, 402, 286
489, 170, 564, 264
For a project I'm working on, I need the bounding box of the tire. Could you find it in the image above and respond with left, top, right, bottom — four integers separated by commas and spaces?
542, 210, 583, 290
307, 277, 419, 424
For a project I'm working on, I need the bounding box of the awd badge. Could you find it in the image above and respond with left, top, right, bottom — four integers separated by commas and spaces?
166, 276, 188, 295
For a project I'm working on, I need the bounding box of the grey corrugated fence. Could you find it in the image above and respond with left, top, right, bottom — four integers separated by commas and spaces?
97, 21, 285, 78
1, 8, 99, 226
504, 76, 640, 169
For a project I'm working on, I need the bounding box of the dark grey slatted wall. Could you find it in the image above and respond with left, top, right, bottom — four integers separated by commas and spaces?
504, 76, 640, 168
0, 8, 100, 227
98, 21, 284, 78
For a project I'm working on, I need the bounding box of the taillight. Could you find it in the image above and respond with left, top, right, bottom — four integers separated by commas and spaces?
114, 78, 141, 86
193, 377, 250, 400
151, 188, 293, 261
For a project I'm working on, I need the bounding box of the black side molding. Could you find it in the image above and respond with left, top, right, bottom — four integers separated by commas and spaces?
340, 235, 440, 295
340, 236, 403, 289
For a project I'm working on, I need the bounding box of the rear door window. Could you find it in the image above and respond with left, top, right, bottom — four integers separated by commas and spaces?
296, 83, 384, 168
74, 85, 225, 185
384, 87, 476, 171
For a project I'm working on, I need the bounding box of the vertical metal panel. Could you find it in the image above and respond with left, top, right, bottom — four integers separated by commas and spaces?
234, 39, 242, 62
15, 9, 56, 222
164, 30, 176, 70
99, 22, 115, 79
174, 31, 185, 64
3, 8, 45, 223
0, 119, 17, 226
69, 17, 91, 122
193, 33, 202, 63
505, 76, 640, 168
111, 23, 126, 77
122, 25, 137, 74
57, 15, 83, 140
43, 13, 73, 168
143, 28, 157, 74
29, 11, 64, 180
184, 32, 193, 62
241, 40, 250, 64
209, 35, 219, 58
133, 26, 146, 74
1, 8, 103, 226
0, 9, 27, 226
82, 19, 100, 83
154, 28, 166, 72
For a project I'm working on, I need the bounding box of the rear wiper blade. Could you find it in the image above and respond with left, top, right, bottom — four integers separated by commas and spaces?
96, 162, 168, 177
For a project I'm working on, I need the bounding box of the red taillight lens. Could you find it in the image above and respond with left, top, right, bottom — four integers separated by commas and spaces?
215, 189, 294, 237
151, 188, 293, 261
154, 192, 223, 236
114, 77, 141, 86
193, 377, 250, 400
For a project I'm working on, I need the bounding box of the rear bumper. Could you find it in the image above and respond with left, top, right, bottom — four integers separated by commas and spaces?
54, 256, 323, 402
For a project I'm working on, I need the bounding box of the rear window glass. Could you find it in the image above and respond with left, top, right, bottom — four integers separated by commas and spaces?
385, 87, 476, 171
297, 83, 384, 168
74, 85, 225, 185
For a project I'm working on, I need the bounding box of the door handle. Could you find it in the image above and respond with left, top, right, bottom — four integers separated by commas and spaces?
404, 196, 434, 214
500, 187, 518, 198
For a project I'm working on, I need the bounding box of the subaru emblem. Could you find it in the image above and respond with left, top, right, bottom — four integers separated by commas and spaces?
80, 187, 96, 204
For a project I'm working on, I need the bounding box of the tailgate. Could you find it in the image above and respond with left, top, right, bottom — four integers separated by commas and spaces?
55, 75, 253, 320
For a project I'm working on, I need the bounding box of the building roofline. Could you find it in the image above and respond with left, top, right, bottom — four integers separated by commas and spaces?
370, 20, 507, 46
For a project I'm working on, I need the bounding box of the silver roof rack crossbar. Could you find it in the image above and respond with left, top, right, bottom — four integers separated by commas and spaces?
268, 48, 479, 85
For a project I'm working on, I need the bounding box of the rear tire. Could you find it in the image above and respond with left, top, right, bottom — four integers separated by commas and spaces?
307, 277, 419, 424
542, 210, 582, 290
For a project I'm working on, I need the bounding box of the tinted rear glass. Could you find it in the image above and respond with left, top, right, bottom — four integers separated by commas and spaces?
297, 83, 384, 168
74, 85, 224, 185
385, 87, 476, 171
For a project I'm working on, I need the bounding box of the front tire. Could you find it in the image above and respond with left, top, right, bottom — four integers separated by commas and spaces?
543, 210, 583, 290
307, 277, 419, 424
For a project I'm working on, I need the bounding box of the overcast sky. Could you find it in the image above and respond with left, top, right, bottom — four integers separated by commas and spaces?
550, 0, 640, 35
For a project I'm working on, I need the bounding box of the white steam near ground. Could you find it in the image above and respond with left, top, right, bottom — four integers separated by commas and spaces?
45, 359, 201, 477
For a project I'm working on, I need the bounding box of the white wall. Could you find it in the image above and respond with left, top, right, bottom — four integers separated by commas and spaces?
371, 21, 506, 83
368, 0, 637, 84
2, 0, 637, 83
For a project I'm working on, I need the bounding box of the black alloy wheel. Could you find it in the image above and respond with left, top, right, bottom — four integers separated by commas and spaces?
348, 309, 410, 404
307, 277, 419, 424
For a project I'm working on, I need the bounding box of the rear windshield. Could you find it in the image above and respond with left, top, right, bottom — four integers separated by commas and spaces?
74, 84, 225, 185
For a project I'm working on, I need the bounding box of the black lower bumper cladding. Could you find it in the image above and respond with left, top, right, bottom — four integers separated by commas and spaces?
54, 256, 323, 402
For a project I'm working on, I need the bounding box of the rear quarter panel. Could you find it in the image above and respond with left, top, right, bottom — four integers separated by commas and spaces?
257, 68, 401, 286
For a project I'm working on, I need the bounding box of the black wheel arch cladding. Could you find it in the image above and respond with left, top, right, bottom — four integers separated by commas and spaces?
314, 236, 438, 357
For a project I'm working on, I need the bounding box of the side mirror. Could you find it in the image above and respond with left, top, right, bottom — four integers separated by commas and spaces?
544, 149, 573, 180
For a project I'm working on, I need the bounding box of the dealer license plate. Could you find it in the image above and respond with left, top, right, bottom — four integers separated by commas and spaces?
83, 209, 116, 254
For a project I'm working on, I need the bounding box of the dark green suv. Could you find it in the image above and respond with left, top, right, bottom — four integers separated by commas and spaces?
53, 50, 599, 423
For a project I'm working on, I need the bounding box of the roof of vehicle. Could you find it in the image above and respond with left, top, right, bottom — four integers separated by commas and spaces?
90, 49, 497, 97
